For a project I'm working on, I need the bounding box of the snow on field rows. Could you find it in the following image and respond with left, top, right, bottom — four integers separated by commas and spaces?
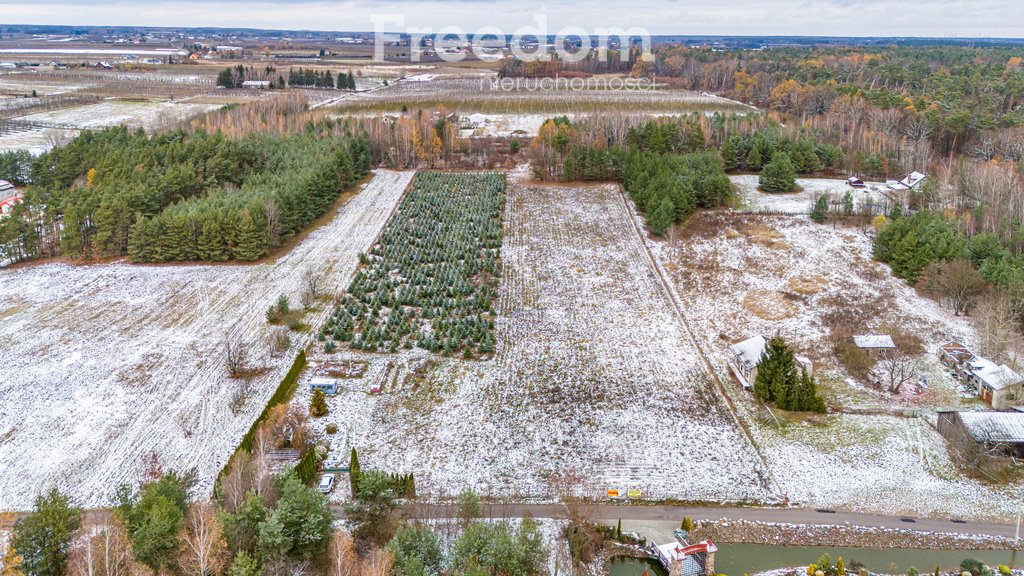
0, 170, 414, 510
17, 100, 220, 130
643, 210, 1024, 520
308, 174, 776, 502
0, 100, 222, 154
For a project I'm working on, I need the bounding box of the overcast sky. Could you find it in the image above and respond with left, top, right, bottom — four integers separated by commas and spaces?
2, 0, 1023, 38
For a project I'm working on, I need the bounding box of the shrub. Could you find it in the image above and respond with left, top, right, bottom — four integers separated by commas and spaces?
326, 423, 338, 434
310, 388, 328, 417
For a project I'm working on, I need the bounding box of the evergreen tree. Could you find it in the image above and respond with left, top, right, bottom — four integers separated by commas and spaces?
798, 366, 827, 413
746, 145, 763, 171
346, 71, 356, 90
810, 195, 829, 222
349, 447, 361, 497
233, 210, 266, 262
11, 489, 81, 576
648, 196, 675, 236
842, 190, 854, 217
753, 336, 798, 406
309, 388, 328, 417
198, 218, 228, 261
720, 137, 740, 171
759, 152, 797, 193
225, 551, 259, 576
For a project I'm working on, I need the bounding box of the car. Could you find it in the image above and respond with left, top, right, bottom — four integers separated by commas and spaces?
318, 473, 335, 494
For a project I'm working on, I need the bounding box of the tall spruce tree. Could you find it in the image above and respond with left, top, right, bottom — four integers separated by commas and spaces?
233, 210, 266, 262
759, 152, 797, 193
349, 447, 361, 497
753, 336, 798, 406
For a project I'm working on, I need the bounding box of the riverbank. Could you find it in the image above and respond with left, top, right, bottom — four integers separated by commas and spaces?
689, 519, 1021, 551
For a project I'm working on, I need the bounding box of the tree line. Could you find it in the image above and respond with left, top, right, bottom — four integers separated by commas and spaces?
287, 68, 356, 90
0, 126, 371, 264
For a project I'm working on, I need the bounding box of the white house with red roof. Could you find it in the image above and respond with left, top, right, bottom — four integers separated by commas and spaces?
0, 186, 23, 219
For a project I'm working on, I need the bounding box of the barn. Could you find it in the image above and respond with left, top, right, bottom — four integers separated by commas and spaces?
937, 411, 1024, 459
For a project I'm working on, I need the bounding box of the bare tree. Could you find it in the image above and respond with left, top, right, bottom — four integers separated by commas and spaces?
220, 452, 254, 513
301, 267, 327, 309
328, 530, 357, 576
264, 199, 282, 249
360, 548, 393, 576
177, 503, 229, 576
921, 259, 987, 316
266, 326, 291, 357
224, 337, 250, 378
974, 292, 1024, 370
874, 347, 926, 394
69, 514, 135, 576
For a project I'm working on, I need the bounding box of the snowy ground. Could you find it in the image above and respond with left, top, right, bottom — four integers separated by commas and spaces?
458, 113, 551, 137
16, 100, 219, 130
731, 175, 895, 215
299, 172, 776, 503
644, 210, 1024, 520
0, 170, 414, 510
0, 100, 220, 154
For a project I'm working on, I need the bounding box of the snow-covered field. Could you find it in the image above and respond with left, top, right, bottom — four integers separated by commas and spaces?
17, 100, 219, 130
300, 172, 776, 503
644, 210, 1024, 520
731, 175, 895, 214
0, 170, 414, 510
0, 127, 77, 155
458, 113, 550, 137
0, 100, 220, 154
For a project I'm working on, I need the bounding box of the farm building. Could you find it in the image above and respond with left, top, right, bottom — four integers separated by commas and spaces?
846, 176, 866, 188
939, 340, 1024, 410
242, 80, 271, 89
728, 335, 812, 389
652, 530, 717, 576
309, 378, 340, 395
937, 411, 1024, 458
887, 171, 927, 191
853, 334, 896, 358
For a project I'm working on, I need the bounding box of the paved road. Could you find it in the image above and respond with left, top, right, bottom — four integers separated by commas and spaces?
356, 503, 1020, 540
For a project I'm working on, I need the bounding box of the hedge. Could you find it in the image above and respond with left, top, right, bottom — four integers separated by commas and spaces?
219, 349, 307, 481
294, 447, 323, 486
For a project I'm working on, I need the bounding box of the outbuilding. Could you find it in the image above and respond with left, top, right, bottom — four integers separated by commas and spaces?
937, 411, 1024, 458
309, 378, 339, 395
853, 334, 896, 358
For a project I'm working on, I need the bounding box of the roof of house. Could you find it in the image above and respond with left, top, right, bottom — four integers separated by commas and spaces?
957, 412, 1024, 444
729, 335, 766, 370
0, 193, 22, 211
853, 334, 896, 349
968, 358, 1023, 390
888, 171, 927, 190
0, 180, 14, 191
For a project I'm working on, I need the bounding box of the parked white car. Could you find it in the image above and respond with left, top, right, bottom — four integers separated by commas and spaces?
318, 473, 335, 494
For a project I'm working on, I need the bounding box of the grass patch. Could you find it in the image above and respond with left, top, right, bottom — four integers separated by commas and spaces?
743, 290, 798, 320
